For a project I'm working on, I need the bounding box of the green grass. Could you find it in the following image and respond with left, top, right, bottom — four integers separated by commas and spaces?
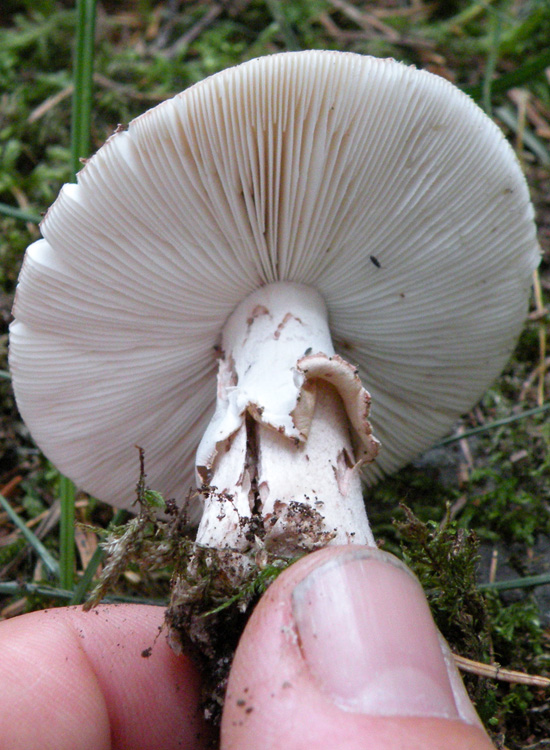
57, 474, 76, 591
70, 0, 96, 179
0, 492, 59, 579
0, 1, 549, 746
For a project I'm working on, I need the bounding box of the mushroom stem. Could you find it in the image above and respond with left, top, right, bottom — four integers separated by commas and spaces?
194, 282, 380, 554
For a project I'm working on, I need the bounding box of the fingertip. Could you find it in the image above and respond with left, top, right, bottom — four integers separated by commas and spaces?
0, 607, 111, 750
0, 604, 211, 750
62, 604, 210, 750
222, 546, 494, 750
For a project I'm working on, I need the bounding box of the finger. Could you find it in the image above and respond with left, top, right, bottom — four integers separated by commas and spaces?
0, 603, 211, 750
222, 546, 494, 750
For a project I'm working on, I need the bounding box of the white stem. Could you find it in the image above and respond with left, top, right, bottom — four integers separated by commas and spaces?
194, 282, 379, 553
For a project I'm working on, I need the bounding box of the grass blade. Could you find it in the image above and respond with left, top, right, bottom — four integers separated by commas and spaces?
0, 580, 167, 606
0, 582, 73, 601
70, 0, 97, 179
0, 202, 41, 224
462, 48, 550, 100
54, 0, 98, 592
479, 572, 550, 591
58, 475, 76, 590
435, 403, 550, 447
0, 493, 60, 580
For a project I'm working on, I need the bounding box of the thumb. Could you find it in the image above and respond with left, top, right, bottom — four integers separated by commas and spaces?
221, 546, 494, 750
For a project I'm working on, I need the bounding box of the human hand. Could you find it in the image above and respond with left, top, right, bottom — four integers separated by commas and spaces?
223, 546, 493, 750
0, 546, 494, 749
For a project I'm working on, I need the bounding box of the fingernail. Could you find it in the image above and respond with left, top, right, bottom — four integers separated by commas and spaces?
291, 548, 482, 726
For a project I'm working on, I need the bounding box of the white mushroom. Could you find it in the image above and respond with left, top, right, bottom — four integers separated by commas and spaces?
9, 51, 540, 554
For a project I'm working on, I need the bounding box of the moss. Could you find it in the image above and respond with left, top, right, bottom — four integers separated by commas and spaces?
392, 503, 550, 747
395, 505, 491, 659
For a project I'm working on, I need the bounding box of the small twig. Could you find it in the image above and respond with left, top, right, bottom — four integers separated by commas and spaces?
28, 85, 74, 123
509, 88, 550, 140
319, 14, 379, 41
495, 105, 550, 164
368, 2, 435, 21
532, 269, 547, 406
0, 597, 27, 619
323, 0, 435, 49
92, 73, 170, 102
488, 548, 498, 585
148, 0, 181, 50
10, 187, 40, 237
319, 17, 435, 49
448, 494, 468, 520
519, 356, 550, 403
162, 3, 223, 59
513, 88, 529, 171
329, 0, 400, 39
456, 425, 474, 485
528, 308, 549, 322
454, 654, 550, 688
0, 476, 22, 499
29, 76, 170, 126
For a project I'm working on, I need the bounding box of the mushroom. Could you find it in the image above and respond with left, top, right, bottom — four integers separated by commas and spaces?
9, 51, 540, 556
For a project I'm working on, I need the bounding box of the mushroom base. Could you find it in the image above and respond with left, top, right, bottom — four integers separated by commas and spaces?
167, 469, 347, 723
166, 541, 304, 727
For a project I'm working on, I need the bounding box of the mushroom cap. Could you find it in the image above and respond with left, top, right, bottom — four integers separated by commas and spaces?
9, 51, 540, 511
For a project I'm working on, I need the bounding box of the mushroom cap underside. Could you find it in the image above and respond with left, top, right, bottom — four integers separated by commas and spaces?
9, 50, 540, 512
